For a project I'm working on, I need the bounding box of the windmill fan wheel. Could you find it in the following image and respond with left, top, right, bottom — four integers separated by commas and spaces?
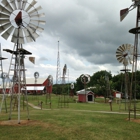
116, 44, 134, 66
0, 0, 46, 44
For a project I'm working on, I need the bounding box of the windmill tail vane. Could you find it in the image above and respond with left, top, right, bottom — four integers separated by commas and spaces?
29, 57, 35, 64
120, 1, 140, 21
120, 8, 129, 21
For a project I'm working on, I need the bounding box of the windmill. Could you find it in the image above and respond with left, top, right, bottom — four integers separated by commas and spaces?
70, 82, 74, 97
58, 64, 69, 108
34, 71, 39, 102
120, 0, 140, 119
46, 75, 53, 108
55, 40, 61, 96
105, 71, 111, 103
81, 74, 90, 102
62, 64, 67, 84
116, 44, 134, 110
0, 0, 45, 123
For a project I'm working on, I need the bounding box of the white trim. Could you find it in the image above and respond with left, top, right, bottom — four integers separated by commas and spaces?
21, 86, 45, 91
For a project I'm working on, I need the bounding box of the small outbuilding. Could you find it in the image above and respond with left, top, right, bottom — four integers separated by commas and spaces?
76, 89, 94, 102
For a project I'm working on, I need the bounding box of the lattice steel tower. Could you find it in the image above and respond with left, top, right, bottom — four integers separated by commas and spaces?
56, 41, 61, 85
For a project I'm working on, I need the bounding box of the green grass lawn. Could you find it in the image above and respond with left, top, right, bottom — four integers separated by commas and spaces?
0, 94, 140, 140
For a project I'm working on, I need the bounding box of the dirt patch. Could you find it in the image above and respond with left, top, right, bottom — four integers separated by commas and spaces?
0, 120, 42, 126
126, 118, 140, 123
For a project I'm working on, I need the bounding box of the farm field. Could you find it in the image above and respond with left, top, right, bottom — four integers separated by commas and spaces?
0, 94, 140, 140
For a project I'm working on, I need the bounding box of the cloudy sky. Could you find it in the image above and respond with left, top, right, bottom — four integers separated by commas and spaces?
0, 0, 138, 83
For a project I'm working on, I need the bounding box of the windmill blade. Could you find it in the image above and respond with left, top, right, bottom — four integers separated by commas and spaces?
0, 5, 11, 15
17, 0, 22, 10
1, 0, 13, 12
123, 58, 128, 66
128, 55, 133, 64
28, 32, 37, 41
26, 26, 39, 39
22, 28, 29, 36
116, 48, 123, 54
130, 47, 134, 55
28, 23, 44, 32
116, 53, 123, 59
24, 27, 36, 42
11, 28, 18, 43
0, 19, 10, 25
0, 12, 10, 19
30, 19, 46, 25
126, 44, 133, 53
30, 13, 45, 18
117, 45, 125, 53
116, 56, 124, 63
23, 28, 34, 42
26, 0, 37, 12
1, 26, 14, 40
22, 28, 34, 42
0, 22, 12, 33
122, 44, 127, 51
18, 28, 25, 44
9, 0, 17, 10
21, 0, 27, 10
26, 36, 34, 42
126, 44, 130, 50
28, 6, 42, 16
11, 28, 25, 44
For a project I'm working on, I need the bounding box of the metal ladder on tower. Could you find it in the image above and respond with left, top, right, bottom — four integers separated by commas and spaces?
4, 43, 30, 120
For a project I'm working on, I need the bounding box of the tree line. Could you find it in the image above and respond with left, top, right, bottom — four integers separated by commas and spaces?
53, 70, 140, 99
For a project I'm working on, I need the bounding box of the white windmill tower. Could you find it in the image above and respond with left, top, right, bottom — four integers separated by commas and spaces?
0, 0, 45, 123
120, 0, 140, 119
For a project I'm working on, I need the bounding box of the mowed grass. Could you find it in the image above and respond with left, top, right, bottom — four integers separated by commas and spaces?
0, 94, 140, 140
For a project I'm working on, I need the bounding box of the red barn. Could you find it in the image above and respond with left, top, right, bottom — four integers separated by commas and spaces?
76, 89, 94, 102
23, 78, 52, 94
0, 77, 52, 94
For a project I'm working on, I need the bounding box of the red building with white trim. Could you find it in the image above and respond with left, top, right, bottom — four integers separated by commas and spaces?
76, 89, 95, 102
0, 78, 52, 94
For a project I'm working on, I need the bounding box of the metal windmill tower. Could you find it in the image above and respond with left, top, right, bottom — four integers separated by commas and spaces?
105, 71, 111, 103
116, 44, 134, 110
81, 74, 90, 102
58, 64, 69, 108
120, 0, 140, 119
0, 0, 45, 123
56, 41, 61, 94
46, 74, 53, 108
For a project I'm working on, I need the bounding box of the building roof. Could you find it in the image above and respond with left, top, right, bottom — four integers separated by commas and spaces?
0, 78, 47, 89
26, 78, 47, 84
76, 89, 94, 95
